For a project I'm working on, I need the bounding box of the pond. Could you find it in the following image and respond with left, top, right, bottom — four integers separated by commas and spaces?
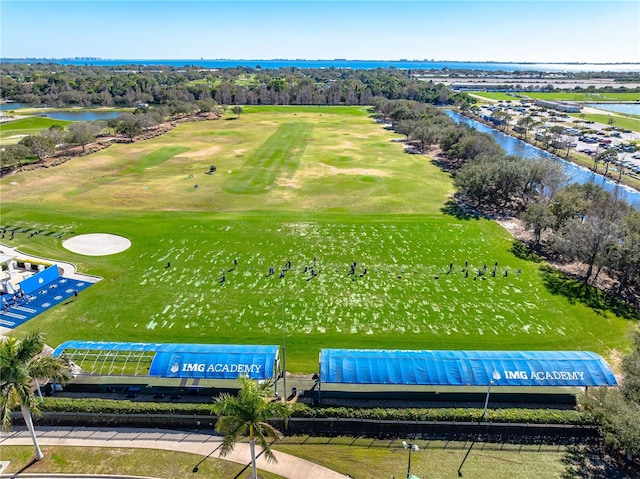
587, 103, 640, 116
0, 102, 26, 111
445, 110, 640, 209
39, 111, 123, 121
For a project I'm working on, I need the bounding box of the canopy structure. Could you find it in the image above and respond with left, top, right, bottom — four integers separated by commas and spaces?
53, 341, 280, 381
319, 349, 617, 387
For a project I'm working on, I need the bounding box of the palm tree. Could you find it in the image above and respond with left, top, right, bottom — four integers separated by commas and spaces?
213, 377, 290, 479
0, 331, 71, 460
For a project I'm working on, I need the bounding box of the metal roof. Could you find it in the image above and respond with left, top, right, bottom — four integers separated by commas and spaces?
53, 341, 280, 381
319, 349, 617, 387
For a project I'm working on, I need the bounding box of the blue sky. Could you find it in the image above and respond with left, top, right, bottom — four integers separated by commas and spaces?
1, 1, 638, 62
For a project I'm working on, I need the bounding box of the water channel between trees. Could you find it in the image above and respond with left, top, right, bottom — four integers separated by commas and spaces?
445, 110, 640, 209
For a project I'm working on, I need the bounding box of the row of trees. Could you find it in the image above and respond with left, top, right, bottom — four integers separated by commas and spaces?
1, 63, 468, 108
582, 327, 640, 461
1, 101, 225, 172
371, 99, 640, 301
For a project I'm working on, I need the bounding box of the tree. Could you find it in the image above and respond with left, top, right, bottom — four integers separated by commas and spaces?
595, 149, 618, 177
411, 122, 438, 152
114, 114, 143, 142
231, 105, 243, 118
0, 144, 30, 169
516, 115, 536, 140
582, 327, 640, 461
551, 189, 629, 283
66, 121, 102, 152
1, 331, 71, 460
521, 201, 555, 247
213, 377, 290, 479
41, 124, 66, 148
19, 135, 55, 162
394, 119, 417, 141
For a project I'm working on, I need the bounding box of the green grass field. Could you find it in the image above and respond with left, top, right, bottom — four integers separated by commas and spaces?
569, 112, 640, 132
0, 106, 635, 372
472, 91, 640, 102
0, 446, 284, 479
0, 116, 70, 144
4, 440, 636, 479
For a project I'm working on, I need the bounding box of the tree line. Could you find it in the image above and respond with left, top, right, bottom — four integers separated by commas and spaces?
1, 63, 470, 108
372, 99, 640, 305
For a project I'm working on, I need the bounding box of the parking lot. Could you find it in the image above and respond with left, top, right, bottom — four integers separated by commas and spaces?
476, 102, 640, 178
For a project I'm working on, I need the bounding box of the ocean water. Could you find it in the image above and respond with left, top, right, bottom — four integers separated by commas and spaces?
6, 58, 640, 72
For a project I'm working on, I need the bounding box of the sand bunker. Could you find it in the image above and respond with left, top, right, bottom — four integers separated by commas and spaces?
63, 233, 131, 256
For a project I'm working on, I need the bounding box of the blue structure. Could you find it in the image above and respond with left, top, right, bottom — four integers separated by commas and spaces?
319, 349, 617, 387
0, 271, 92, 330
53, 341, 280, 381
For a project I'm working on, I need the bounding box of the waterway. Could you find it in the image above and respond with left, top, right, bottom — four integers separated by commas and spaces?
587, 103, 640, 116
445, 110, 640, 209
9, 58, 640, 72
39, 111, 122, 121
0, 102, 26, 111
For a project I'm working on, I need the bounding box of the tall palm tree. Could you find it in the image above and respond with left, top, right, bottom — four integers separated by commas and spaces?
213, 377, 290, 479
0, 331, 71, 460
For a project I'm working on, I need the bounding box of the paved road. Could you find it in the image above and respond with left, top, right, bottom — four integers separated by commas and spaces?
0, 426, 348, 479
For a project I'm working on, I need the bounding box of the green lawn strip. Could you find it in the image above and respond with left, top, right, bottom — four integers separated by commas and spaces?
121, 146, 191, 174
0, 117, 70, 143
0, 445, 285, 479
524, 92, 640, 102
274, 439, 571, 479
472, 92, 640, 103
469, 92, 522, 102
568, 113, 640, 132
223, 122, 313, 194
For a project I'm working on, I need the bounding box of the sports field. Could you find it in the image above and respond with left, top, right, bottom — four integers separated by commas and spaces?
472, 91, 640, 102
0, 106, 634, 372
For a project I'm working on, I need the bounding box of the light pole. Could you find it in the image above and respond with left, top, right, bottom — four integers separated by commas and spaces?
281, 294, 287, 402
402, 441, 419, 479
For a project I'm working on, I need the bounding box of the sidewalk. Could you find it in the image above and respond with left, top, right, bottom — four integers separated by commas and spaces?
0, 426, 348, 479
0, 243, 102, 283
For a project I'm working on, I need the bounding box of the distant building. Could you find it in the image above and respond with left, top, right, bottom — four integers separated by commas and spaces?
534, 99, 582, 113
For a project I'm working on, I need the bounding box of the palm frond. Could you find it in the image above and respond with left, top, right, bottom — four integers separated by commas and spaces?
14, 331, 45, 365
0, 387, 19, 432
28, 356, 71, 384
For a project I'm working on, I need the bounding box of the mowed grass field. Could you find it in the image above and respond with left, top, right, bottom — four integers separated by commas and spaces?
1, 441, 595, 479
0, 116, 70, 144
0, 106, 635, 372
472, 91, 640, 102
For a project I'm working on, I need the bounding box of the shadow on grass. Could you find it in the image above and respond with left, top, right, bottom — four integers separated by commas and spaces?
561, 444, 640, 479
13, 458, 38, 475
510, 241, 544, 264
539, 265, 640, 321
440, 199, 480, 221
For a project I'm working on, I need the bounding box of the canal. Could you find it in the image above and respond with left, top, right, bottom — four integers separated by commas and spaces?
445, 110, 640, 209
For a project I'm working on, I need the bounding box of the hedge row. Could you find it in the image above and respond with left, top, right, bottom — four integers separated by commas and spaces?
40, 398, 593, 425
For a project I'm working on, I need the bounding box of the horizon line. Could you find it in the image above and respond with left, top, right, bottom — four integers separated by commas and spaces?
3, 57, 640, 65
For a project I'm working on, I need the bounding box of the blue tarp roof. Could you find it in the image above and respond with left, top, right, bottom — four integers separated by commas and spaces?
53, 341, 280, 381
319, 349, 617, 387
